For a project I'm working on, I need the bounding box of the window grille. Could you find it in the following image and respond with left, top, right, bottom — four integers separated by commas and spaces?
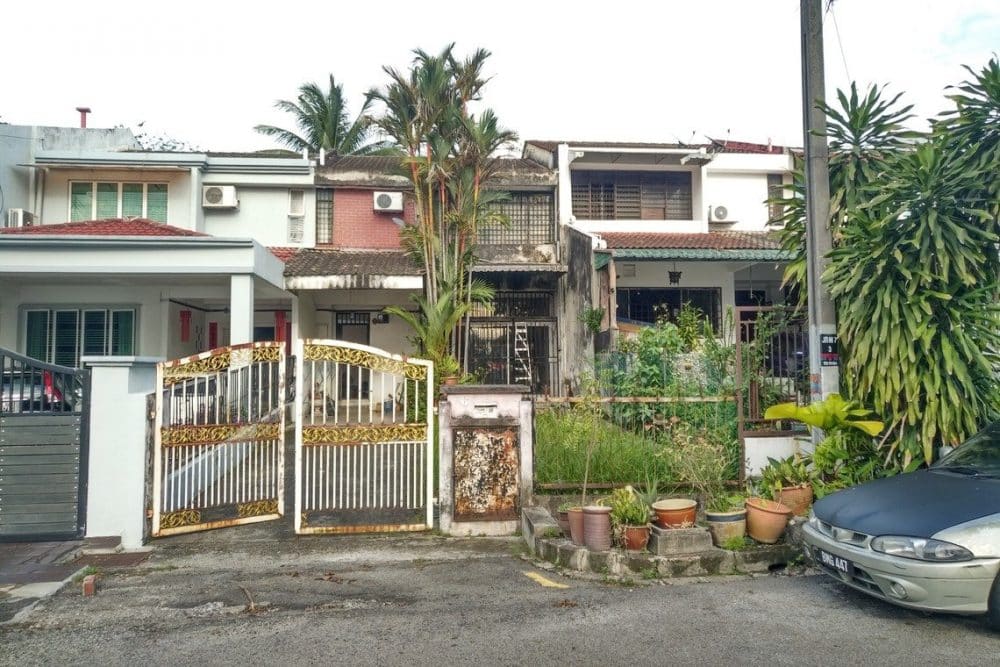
316, 189, 334, 244
481, 193, 554, 244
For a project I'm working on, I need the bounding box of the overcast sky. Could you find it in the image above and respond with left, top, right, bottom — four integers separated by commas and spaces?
4, 1, 997, 152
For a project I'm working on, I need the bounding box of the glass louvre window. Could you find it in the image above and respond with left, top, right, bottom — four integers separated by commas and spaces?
122, 184, 144, 217
82, 311, 108, 356
146, 184, 168, 222
25, 311, 50, 362
571, 171, 693, 220
23, 308, 136, 366
96, 183, 118, 218
69, 182, 168, 222
70, 183, 93, 221
111, 311, 135, 355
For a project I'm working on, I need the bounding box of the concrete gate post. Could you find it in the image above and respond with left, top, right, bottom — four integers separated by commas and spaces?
438, 385, 533, 536
81, 356, 161, 549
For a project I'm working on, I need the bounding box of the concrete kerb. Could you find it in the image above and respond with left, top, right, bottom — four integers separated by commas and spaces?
523, 505, 804, 580
0, 565, 89, 626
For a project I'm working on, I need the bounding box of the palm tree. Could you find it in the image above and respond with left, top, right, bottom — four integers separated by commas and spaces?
254, 75, 395, 155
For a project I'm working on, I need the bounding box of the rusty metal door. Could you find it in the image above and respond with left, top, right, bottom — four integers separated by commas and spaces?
294, 340, 434, 534
152, 342, 286, 536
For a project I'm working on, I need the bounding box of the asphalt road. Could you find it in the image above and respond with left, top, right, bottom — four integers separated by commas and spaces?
2, 527, 997, 666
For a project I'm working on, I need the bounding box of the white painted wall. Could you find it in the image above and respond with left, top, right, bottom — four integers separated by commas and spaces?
203, 186, 315, 247
745, 435, 805, 477
702, 171, 779, 231
81, 357, 161, 549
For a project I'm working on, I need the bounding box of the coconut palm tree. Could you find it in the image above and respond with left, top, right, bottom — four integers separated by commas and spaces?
254, 75, 395, 155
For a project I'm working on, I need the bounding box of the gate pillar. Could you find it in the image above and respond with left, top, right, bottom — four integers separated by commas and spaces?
438, 385, 534, 537
81, 356, 161, 549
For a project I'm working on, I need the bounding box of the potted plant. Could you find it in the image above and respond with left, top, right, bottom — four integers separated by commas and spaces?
745, 496, 793, 544
608, 486, 651, 551
655, 421, 727, 529
759, 454, 814, 516
555, 501, 573, 538
704, 490, 747, 547
438, 354, 461, 386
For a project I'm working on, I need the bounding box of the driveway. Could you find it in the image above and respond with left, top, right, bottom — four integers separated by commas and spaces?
1, 524, 996, 665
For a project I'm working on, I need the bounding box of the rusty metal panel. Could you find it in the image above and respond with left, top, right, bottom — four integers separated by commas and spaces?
452, 427, 519, 521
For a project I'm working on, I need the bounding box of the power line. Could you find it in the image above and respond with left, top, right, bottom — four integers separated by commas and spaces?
826, 0, 852, 82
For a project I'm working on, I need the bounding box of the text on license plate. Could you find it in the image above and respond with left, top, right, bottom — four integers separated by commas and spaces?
818, 549, 853, 574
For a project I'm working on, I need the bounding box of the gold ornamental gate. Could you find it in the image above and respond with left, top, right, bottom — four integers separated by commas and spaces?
152, 342, 286, 536
294, 340, 434, 534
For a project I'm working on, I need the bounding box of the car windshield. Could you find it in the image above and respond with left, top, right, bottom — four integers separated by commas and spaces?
932, 422, 1000, 477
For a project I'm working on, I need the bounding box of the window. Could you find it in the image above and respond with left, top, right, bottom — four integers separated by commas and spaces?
24, 308, 136, 367
767, 173, 785, 222
571, 171, 693, 220
316, 189, 333, 244
616, 288, 722, 330
481, 192, 555, 244
69, 182, 168, 222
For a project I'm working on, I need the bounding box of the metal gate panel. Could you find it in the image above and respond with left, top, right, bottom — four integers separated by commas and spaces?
294, 340, 434, 534
0, 348, 89, 542
152, 342, 285, 536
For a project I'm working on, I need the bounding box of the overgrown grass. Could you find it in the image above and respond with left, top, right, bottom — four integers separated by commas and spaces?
534, 408, 675, 486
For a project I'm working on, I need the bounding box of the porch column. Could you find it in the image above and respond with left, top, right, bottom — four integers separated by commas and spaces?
230, 274, 254, 345
291, 291, 316, 342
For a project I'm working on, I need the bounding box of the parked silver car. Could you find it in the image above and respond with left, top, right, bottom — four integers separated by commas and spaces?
802, 422, 1000, 630
0, 369, 79, 413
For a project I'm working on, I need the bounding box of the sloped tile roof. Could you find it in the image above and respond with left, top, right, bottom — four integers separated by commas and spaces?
0, 218, 208, 237
268, 247, 300, 262
599, 231, 781, 250
316, 155, 555, 188
284, 249, 422, 277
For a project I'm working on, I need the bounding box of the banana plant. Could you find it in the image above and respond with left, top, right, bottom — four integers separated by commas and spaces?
763, 394, 884, 437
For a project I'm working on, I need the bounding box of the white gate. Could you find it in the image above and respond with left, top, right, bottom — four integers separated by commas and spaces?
294, 340, 434, 534
152, 342, 285, 536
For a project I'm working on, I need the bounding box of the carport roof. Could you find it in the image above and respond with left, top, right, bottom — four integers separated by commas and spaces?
598, 231, 791, 261
284, 249, 422, 277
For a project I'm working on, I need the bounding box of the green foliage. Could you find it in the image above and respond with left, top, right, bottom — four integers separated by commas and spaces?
657, 421, 734, 505
763, 394, 884, 437
255, 75, 394, 155
769, 64, 1000, 467
706, 491, 746, 514
608, 486, 650, 527
675, 302, 704, 352
758, 454, 812, 500
579, 307, 605, 335
722, 536, 751, 551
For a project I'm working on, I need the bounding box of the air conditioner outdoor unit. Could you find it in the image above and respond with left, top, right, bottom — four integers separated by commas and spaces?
373, 191, 404, 212
202, 185, 239, 208
709, 205, 729, 222
5, 208, 35, 228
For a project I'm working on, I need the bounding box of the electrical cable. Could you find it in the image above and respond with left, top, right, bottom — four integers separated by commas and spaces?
826, 0, 852, 82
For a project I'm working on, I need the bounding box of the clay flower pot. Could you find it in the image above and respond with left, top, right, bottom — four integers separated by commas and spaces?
652, 498, 697, 529
583, 505, 612, 551
621, 524, 651, 551
567, 507, 585, 545
556, 510, 571, 537
777, 483, 814, 517
705, 508, 747, 547
745, 497, 792, 544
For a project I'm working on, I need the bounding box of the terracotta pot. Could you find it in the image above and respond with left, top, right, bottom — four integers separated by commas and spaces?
651, 498, 697, 529
705, 508, 747, 547
621, 524, 651, 551
442, 375, 459, 386
583, 505, 612, 551
745, 497, 792, 544
567, 507, 585, 545
556, 510, 571, 537
777, 483, 814, 516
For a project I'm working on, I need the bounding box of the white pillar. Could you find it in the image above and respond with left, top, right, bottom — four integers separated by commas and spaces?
230, 275, 254, 345
556, 143, 574, 226
81, 356, 161, 549
290, 291, 316, 342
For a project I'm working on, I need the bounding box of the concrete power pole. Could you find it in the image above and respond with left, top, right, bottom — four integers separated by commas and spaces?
800, 0, 839, 406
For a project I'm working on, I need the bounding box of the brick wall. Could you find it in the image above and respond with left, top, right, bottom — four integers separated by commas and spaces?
330, 189, 415, 249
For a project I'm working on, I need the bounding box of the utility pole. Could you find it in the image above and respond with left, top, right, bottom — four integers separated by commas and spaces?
800, 0, 839, 411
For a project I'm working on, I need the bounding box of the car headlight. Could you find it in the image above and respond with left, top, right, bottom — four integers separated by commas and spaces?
870, 536, 974, 562
807, 508, 819, 528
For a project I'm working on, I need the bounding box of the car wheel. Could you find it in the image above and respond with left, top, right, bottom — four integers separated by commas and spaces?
989, 574, 1000, 632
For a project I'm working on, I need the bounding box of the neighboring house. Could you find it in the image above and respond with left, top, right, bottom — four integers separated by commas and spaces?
0, 134, 312, 364
523, 139, 794, 338
287, 155, 595, 396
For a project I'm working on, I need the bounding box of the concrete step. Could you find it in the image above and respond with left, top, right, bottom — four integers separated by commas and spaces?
80, 536, 122, 555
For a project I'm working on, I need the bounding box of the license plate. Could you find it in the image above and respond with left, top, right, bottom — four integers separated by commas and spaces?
817, 549, 854, 575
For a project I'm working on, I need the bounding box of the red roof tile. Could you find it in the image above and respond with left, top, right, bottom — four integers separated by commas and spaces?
524, 139, 791, 155
598, 231, 781, 250
0, 218, 208, 237
268, 247, 300, 262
